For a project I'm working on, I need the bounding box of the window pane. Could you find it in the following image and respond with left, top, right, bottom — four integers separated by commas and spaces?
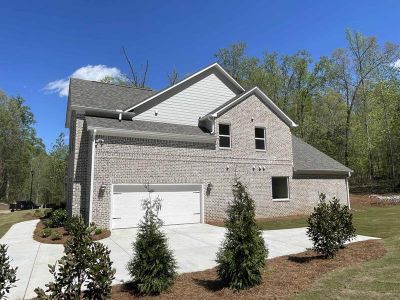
219, 136, 231, 148
272, 177, 288, 199
255, 127, 265, 138
219, 124, 230, 136
255, 139, 265, 150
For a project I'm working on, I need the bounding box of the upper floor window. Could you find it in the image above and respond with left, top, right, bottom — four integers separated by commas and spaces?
255, 127, 266, 150
219, 123, 231, 149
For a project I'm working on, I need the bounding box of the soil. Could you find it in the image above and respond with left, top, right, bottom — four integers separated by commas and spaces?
112, 239, 385, 299
33, 221, 111, 244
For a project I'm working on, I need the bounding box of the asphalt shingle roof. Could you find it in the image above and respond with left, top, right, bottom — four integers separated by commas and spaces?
292, 135, 352, 174
85, 116, 212, 137
69, 78, 156, 111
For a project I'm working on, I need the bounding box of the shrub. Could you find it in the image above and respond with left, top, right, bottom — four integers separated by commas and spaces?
0, 244, 18, 298
332, 198, 356, 247
50, 230, 62, 241
216, 180, 268, 290
46, 209, 69, 228
307, 193, 356, 258
127, 186, 177, 295
94, 228, 103, 235
35, 217, 115, 299
41, 228, 52, 238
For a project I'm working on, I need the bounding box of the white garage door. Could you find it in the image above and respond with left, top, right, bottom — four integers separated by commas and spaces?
112, 184, 201, 229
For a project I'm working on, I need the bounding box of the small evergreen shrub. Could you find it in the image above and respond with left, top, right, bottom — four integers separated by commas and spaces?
127, 186, 177, 295
0, 244, 18, 298
94, 228, 103, 235
41, 228, 52, 238
307, 193, 356, 258
35, 217, 115, 299
50, 230, 62, 241
46, 209, 68, 228
216, 180, 268, 290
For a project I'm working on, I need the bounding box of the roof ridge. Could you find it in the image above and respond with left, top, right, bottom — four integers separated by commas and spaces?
70, 77, 154, 91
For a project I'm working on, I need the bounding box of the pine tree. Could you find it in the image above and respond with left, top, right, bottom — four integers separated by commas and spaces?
216, 179, 268, 290
127, 186, 177, 295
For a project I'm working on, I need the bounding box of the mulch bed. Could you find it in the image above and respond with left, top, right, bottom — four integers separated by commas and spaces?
112, 239, 385, 299
33, 221, 111, 244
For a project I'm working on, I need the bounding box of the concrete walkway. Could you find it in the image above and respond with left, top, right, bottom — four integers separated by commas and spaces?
1, 220, 378, 300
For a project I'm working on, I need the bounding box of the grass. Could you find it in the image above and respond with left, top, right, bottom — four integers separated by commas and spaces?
274, 201, 400, 299
0, 210, 37, 238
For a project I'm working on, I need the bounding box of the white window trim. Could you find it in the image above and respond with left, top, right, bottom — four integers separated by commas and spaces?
255, 126, 266, 151
219, 123, 231, 149
272, 176, 290, 201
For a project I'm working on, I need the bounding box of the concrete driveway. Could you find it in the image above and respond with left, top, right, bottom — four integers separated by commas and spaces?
1, 220, 377, 300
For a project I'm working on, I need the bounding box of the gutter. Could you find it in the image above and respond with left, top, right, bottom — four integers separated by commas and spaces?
88, 129, 96, 224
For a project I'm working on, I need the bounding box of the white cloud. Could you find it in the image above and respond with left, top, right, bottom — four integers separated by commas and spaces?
393, 59, 400, 69
44, 65, 123, 97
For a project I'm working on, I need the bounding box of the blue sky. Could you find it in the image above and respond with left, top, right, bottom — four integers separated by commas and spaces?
1, 0, 399, 150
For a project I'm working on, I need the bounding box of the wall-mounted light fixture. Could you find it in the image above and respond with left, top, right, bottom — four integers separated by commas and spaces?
95, 138, 105, 146
206, 182, 213, 196
251, 117, 254, 122
226, 165, 230, 170
252, 165, 256, 171
99, 184, 107, 197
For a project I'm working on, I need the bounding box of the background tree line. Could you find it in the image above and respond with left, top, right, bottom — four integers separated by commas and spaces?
0, 91, 68, 205
215, 30, 400, 191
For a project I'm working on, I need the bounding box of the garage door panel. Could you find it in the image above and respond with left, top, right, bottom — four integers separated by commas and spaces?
112, 186, 201, 229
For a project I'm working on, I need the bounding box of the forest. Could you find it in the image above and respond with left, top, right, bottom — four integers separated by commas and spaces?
214, 30, 400, 191
0, 91, 68, 204
1, 29, 399, 206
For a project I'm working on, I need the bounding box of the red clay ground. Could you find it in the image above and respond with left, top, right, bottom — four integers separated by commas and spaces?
112, 239, 385, 300
33, 220, 111, 244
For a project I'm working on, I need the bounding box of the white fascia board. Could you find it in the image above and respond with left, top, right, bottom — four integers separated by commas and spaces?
210, 87, 298, 128
87, 126, 217, 143
124, 62, 245, 112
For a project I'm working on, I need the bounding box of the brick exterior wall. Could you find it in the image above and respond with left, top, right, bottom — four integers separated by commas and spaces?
67, 94, 349, 229
67, 113, 90, 220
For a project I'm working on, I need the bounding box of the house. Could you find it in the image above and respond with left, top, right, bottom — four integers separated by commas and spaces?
65, 63, 352, 229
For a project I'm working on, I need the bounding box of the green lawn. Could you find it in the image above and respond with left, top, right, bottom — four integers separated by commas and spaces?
261, 204, 400, 299
0, 210, 37, 238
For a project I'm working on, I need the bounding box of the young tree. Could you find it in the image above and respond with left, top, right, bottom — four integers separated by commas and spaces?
127, 185, 177, 295
35, 217, 115, 299
0, 244, 18, 298
216, 180, 268, 290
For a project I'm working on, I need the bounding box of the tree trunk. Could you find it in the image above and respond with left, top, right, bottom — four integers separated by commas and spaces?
344, 109, 351, 166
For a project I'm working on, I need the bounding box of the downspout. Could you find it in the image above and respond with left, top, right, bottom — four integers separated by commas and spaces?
346, 171, 351, 209
89, 129, 96, 224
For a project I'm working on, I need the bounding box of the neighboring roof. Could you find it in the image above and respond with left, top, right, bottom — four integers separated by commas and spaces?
292, 135, 352, 175
201, 87, 298, 128
85, 116, 215, 142
124, 62, 245, 112
69, 78, 156, 111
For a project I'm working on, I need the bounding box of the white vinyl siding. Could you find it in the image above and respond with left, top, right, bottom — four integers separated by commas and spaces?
134, 73, 237, 126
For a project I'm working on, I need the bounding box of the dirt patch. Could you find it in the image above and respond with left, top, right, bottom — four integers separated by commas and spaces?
33, 221, 111, 244
0, 203, 9, 210
350, 193, 400, 207
112, 239, 385, 299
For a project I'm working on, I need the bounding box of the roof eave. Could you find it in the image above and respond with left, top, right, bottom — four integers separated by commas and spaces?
87, 126, 217, 144
201, 87, 298, 128
293, 169, 352, 176
124, 62, 245, 112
